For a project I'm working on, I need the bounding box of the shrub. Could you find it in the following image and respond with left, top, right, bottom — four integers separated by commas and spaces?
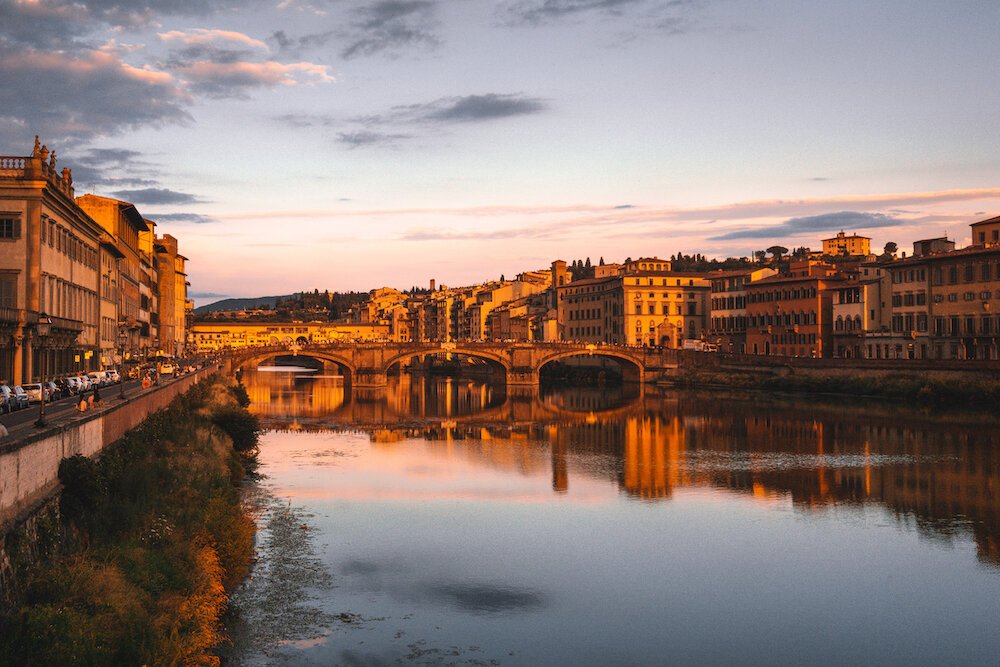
211, 408, 261, 453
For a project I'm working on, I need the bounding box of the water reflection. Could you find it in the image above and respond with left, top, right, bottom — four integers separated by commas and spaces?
242, 367, 1000, 567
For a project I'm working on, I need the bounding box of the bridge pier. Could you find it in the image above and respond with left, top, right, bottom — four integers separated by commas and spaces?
353, 369, 388, 390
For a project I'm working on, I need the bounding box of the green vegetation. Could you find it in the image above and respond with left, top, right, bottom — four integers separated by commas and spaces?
0, 375, 259, 666
671, 369, 1000, 407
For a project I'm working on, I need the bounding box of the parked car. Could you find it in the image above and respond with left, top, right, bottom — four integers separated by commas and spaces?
88, 371, 108, 387
55, 378, 74, 398
159, 363, 176, 376
76, 375, 91, 391
45, 381, 61, 400
11, 386, 29, 410
107, 370, 121, 383
21, 383, 46, 403
65, 377, 83, 394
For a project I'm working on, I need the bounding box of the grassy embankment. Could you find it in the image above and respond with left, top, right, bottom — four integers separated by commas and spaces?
0, 375, 260, 666
669, 368, 1000, 407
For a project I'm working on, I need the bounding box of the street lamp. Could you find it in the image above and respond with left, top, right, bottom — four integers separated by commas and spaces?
34, 313, 52, 428
118, 323, 128, 399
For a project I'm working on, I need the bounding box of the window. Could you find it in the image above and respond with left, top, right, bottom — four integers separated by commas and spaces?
0, 275, 16, 307
0, 216, 21, 240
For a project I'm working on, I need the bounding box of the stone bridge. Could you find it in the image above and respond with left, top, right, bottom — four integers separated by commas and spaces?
227, 341, 680, 388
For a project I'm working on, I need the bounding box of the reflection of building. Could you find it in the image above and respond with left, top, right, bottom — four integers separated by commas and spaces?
243, 366, 1000, 565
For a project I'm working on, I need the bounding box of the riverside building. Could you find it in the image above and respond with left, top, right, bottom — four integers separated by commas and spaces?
0, 139, 102, 385
0, 138, 194, 384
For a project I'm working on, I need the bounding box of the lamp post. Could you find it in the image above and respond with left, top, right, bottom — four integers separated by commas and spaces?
118, 323, 128, 400
34, 313, 52, 428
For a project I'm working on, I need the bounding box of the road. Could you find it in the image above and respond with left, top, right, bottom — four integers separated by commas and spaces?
0, 374, 186, 435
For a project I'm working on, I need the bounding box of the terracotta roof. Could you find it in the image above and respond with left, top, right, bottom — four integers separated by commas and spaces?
970, 215, 1000, 227
888, 244, 1000, 267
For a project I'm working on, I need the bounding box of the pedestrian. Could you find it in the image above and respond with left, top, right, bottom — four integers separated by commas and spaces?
0, 422, 8, 439
93, 383, 101, 405
78, 397, 88, 412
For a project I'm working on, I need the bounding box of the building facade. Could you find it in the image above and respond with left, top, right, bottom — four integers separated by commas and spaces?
0, 139, 104, 385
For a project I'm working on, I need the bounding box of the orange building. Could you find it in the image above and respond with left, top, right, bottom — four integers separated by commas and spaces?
745, 261, 843, 357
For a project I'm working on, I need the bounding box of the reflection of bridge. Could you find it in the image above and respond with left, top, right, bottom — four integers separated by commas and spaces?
229, 341, 680, 388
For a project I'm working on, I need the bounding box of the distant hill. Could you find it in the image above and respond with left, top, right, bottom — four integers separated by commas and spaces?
194, 295, 294, 315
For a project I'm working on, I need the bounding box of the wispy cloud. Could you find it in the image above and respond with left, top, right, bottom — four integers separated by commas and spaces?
708, 211, 900, 241
276, 93, 547, 148
503, 0, 644, 24
145, 212, 218, 223
341, 0, 441, 59
157, 28, 333, 98
159, 29, 269, 50
337, 130, 413, 148
500, 0, 707, 33
421, 94, 546, 122
111, 187, 205, 205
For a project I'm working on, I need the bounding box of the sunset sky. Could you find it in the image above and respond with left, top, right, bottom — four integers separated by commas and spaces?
2, 0, 998, 304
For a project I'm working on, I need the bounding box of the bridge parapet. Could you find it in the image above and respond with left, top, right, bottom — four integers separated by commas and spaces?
226, 340, 680, 386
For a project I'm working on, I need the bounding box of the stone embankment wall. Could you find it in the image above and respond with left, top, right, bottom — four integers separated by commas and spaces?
0, 369, 214, 536
674, 350, 1000, 377
0, 369, 214, 610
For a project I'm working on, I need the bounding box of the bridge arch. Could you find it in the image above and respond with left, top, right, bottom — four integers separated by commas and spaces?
382, 347, 512, 377
536, 348, 645, 383
232, 349, 358, 382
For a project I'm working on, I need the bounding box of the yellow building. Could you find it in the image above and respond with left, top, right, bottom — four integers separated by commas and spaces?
0, 138, 103, 384
971, 215, 1000, 247
822, 231, 871, 257
77, 194, 151, 361
191, 321, 392, 352
557, 258, 710, 347
152, 233, 189, 357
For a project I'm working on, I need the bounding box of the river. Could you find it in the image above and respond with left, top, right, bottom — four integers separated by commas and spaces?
226, 366, 1000, 666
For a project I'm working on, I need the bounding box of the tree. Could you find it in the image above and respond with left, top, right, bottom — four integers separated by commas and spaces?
599, 257, 605, 266
766, 245, 788, 260
753, 250, 767, 263
883, 241, 898, 255
500, 274, 505, 282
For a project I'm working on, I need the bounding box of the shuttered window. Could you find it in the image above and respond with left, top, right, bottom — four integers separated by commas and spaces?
0, 216, 20, 239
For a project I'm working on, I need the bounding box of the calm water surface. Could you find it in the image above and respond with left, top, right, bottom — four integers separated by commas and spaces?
229, 368, 1000, 666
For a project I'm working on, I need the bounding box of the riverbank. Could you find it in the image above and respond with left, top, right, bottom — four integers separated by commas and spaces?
665, 366, 1000, 406
0, 375, 259, 665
